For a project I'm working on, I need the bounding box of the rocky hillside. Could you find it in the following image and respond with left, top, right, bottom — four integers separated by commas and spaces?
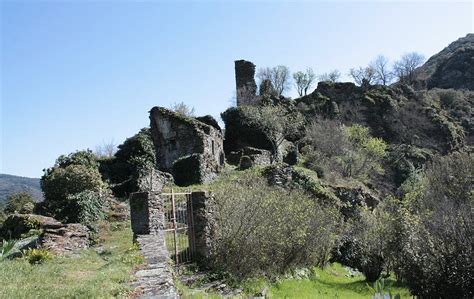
415, 33, 474, 90
0, 174, 43, 205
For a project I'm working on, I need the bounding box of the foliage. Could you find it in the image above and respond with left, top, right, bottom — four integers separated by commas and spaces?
100, 128, 157, 197
22, 248, 53, 265
0, 240, 16, 260
369, 278, 401, 299
333, 205, 392, 282
391, 152, 473, 298
54, 149, 99, 169
240, 104, 305, 162
65, 191, 106, 230
3, 192, 35, 214
41, 164, 105, 222
171, 101, 195, 117
304, 121, 387, 181
211, 171, 342, 278
0, 221, 143, 298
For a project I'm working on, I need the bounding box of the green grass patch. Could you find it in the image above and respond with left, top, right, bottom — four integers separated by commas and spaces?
268, 263, 412, 299
0, 221, 143, 298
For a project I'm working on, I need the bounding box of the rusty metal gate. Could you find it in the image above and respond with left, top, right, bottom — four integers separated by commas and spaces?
162, 190, 195, 265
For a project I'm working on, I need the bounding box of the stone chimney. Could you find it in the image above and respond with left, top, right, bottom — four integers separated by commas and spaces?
235, 60, 258, 106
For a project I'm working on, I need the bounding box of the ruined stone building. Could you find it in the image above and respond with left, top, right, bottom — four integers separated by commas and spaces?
235, 59, 260, 106
149, 107, 225, 185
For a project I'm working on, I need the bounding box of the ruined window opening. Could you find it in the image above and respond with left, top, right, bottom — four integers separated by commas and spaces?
211, 140, 215, 155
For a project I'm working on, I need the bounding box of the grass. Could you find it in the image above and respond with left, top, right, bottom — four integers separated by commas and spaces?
0, 221, 143, 299
267, 263, 412, 299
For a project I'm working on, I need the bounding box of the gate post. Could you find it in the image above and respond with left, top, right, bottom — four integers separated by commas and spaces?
130, 191, 165, 238
191, 191, 216, 265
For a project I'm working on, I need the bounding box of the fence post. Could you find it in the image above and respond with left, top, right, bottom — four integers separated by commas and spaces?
171, 189, 179, 266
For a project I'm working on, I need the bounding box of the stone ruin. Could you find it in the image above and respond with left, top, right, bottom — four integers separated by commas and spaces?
149, 107, 225, 185
235, 59, 260, 106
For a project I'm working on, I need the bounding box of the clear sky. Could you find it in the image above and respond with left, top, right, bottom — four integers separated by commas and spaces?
1, 0, 473, 178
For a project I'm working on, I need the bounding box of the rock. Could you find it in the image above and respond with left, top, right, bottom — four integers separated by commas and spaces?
0, 213, 90, 255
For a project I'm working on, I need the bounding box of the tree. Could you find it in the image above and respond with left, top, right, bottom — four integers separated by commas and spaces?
171, 101, 195, 117
257, 65, 291, 96
319, 70, 341, 82
3, 192, 35, 214
94, 140, 117, 159
241, 104, 304, 162
370, 55, 393, 85
393, 52, 425, 84
349, 66, 377, 86
293, 68, 316, 96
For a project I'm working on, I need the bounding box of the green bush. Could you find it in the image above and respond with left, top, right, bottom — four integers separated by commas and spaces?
41, 151, 106, 222
99, 128, 157, 197
3, 192, 35, 215
22, 248, 53, 265
65, 191, 105, 230
211, 171, 342, 279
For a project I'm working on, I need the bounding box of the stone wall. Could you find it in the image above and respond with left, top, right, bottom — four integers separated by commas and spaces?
129, 192, 164, 237
235, 60, 259, 106
149, 107, 225, 184
191, 191, 216, 265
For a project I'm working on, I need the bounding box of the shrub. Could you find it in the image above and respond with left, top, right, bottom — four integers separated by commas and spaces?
99, 128, 157, 197
22, 248, 53, 264
41, 164, 105, 222
0, 240, 16, 260
304, 121, 387, 181
333, 206, 391, 282
211, 172, 341, 278
65, 191, 105, 230
3, 192, 35, 215
393, 152, 473, 298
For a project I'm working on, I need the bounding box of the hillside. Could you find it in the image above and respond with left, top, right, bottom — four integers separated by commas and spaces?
0, 174, 43, 205
415, 33, 474, 90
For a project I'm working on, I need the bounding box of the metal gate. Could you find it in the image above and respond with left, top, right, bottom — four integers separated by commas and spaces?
162, 190, 195, 265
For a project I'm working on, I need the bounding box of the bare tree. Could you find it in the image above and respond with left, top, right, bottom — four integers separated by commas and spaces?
349, 66, 377, 86
393, 52, 425, 84
257, 65, 291, 96
319, 70, 341, 83
370, 55, 393, 85
94, 140, 117, 159
293, 68, 316, 96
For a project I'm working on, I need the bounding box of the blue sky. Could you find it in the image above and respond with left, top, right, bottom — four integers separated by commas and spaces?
1, 0, 473, 178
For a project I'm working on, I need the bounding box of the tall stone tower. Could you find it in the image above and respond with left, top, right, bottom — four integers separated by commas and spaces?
235, 60, 258, 106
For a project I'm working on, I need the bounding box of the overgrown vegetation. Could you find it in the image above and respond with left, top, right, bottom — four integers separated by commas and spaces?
210, 171, 342, 279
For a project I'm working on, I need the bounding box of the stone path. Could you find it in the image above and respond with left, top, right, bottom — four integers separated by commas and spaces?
132, 233, 179, 299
